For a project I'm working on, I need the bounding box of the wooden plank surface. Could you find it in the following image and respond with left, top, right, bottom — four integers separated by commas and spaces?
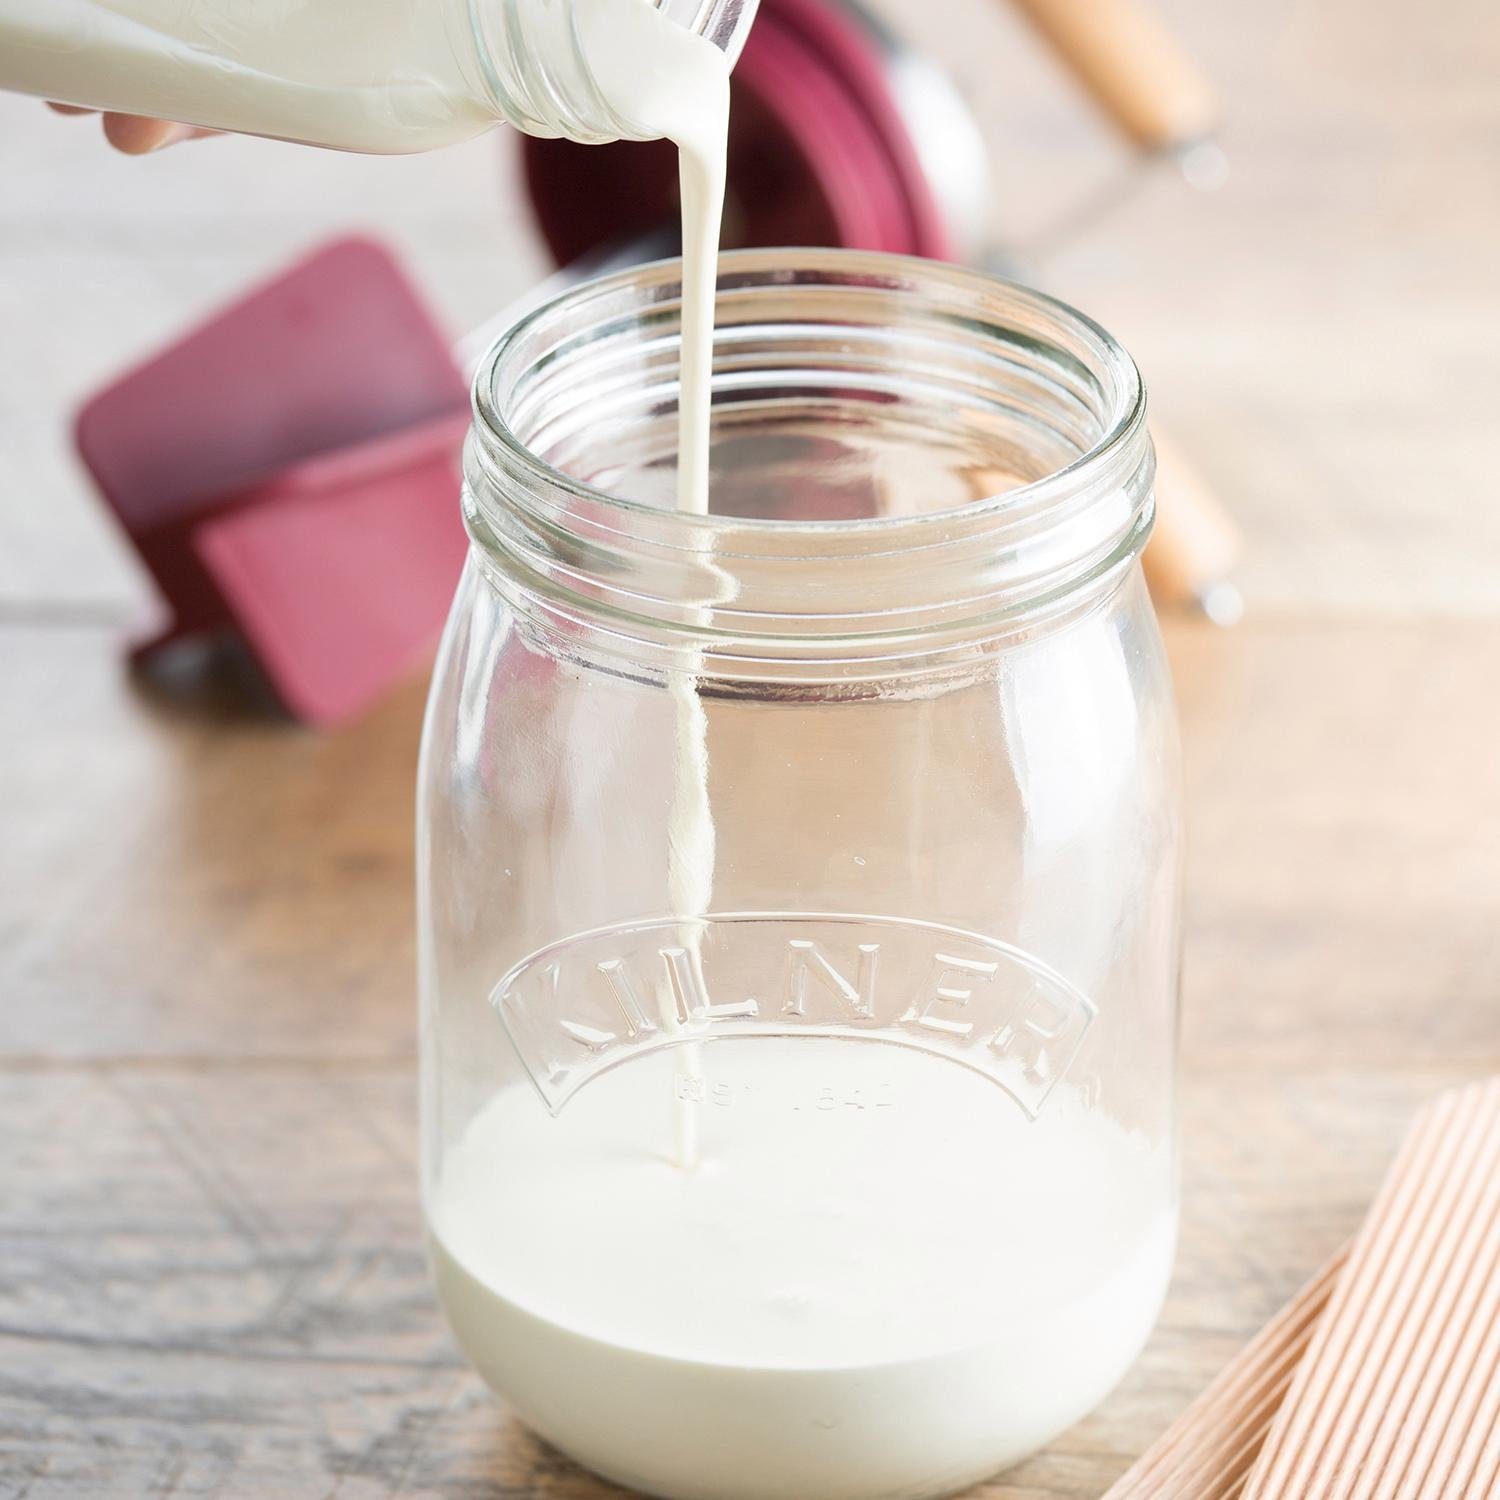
2, 616, 1497, 1497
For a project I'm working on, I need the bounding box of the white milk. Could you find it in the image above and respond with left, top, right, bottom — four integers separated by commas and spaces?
0, 0, 732, 158
570, 0, 731, 518
0, 0, 495, 151
574, 0, 731, 1167
429, 1039, 1175, 1500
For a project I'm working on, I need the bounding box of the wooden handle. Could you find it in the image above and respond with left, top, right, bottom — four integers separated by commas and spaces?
1142, 428, 1241, 619
1008, 0, 1218, 150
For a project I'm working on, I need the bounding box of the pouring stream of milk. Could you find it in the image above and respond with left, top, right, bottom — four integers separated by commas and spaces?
575, 0, 730, 1168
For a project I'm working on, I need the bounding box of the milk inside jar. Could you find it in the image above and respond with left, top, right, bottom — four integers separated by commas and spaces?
431, 1043, 1173, 1499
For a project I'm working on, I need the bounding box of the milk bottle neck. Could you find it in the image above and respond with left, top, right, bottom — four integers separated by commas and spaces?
469, 0, 758, 143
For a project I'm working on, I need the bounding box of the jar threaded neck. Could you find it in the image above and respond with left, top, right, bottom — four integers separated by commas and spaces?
465, 249, 1153, 676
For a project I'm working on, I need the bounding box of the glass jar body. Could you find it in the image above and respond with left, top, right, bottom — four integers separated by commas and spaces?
418, 252, 1181, 1500
0, 0, 755, 151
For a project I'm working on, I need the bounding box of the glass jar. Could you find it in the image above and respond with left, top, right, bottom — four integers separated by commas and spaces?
418, 249, 1180, 1500
0, 0, 756, 152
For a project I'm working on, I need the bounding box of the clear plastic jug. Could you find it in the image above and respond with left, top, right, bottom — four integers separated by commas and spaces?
418, 249, 1181, 1500
0, 0, 757, 151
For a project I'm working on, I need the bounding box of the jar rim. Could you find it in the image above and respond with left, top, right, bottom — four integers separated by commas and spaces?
472, 246, 1147, 544
464, 248, 1154, 676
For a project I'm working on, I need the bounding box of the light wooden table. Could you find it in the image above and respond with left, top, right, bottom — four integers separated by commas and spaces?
3, 617, 1497, 1498
2, 0, 1498, 1494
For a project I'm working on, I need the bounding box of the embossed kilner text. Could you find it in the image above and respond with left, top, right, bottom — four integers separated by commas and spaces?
492, 912, 1095, 1118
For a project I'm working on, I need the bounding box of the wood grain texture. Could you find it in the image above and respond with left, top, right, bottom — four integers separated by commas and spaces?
2, 616, 1497, 1497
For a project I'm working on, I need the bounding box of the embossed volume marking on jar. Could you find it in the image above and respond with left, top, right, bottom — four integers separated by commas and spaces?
490, 912, 1097, 1118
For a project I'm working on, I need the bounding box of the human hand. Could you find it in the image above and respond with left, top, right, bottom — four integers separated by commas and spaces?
47, 103, 215, 154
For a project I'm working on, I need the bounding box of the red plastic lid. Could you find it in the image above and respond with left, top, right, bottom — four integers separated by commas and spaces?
193, 414, 469, 726
75, 236, 471, 724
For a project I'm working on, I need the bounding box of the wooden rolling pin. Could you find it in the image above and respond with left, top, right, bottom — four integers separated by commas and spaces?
1008, 0, 1219, 150
1005, 0, 1240, 616
1145, 427, 1242, 622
